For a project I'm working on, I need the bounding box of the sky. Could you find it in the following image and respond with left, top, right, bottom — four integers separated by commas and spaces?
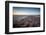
13, 7, 40, 15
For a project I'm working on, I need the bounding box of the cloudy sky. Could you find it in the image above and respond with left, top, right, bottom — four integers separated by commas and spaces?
13, 7, 40, 15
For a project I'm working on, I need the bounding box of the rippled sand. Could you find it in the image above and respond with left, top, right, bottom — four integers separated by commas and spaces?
13, 15, 40, 28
